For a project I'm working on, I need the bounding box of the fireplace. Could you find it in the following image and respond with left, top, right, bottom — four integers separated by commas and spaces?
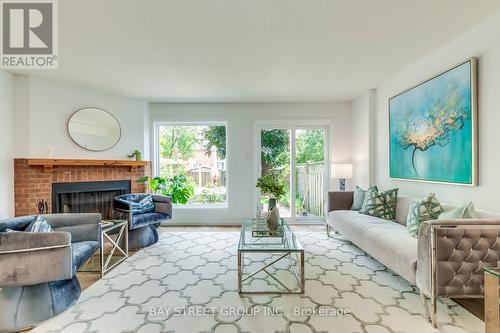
52, 181, 131, 220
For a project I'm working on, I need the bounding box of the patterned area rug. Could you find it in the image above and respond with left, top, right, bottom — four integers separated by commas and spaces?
33, 228, 483, 333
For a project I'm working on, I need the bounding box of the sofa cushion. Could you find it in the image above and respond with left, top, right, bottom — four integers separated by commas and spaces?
26, 215, 53, 233
406, 193, 443, 237
360, 186, 399, 221
351, 186, 366, 211
131, 195, 155, 214
130, 212, 169, 230
328, 210, 418, 284
71, 241, 100, 273
438, 202, 477, 219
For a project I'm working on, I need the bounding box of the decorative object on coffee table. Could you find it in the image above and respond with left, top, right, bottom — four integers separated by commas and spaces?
252, 217, 284, 238
256, 173, 286, 211
332, 163, 352, 192
267, 206, 280, 231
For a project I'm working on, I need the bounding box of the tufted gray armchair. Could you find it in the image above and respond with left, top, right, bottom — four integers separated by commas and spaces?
416, 219, 500, 327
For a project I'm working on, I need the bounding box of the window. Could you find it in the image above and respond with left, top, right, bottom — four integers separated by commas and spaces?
155, 123, 227, 206
256, 124, 328, 221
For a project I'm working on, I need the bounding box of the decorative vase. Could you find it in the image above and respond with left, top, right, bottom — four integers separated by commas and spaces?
268, 198, 277, 210
267, 206, 280, 231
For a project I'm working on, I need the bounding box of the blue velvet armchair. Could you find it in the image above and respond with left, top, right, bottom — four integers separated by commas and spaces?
0, 213, 102, 332
113, 193, 172, 249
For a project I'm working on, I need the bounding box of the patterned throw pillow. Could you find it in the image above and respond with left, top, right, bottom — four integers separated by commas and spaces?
26, 215, 53, 232
406, 193, 443, 237
383, 188, 399, 221
359, 186, 384, 217
131, 195, 155, 214
359, 186, 399, 220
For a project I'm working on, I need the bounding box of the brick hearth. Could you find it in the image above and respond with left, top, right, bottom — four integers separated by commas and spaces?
14, 159, 151, 216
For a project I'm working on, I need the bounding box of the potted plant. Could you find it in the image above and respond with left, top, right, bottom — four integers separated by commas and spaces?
137, 174, 193, 204
127, 150, 142, 161
256, 174, 286, 211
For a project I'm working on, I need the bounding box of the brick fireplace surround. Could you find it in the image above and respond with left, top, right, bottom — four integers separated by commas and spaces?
14, 159, 151, 216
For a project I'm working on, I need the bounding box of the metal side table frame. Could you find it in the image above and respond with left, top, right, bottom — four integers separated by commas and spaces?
100, 220, 128, 277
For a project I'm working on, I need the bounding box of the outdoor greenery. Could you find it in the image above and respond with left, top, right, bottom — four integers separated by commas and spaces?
157, 125, 227, 205
204, 126, 226, 159
160, 127, 198, 160
137, 175, 194, 204
261, 129, 290, 175
296, 129, 325, 164
256, 174, 286, 200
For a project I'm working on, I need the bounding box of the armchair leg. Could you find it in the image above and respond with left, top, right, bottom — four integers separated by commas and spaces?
431, 295, 437, 328
419, 291, 431, 322
419, 291, 437, 328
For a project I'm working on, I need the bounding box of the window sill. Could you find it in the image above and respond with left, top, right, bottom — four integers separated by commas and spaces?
173, 203, 228, 209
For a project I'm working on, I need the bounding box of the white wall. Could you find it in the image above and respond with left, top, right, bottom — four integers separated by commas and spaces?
149, 102, 352, 225
0, 71, 16, 218
14, 76, 148, 159
372, 11, 500, 211
351, 90, 375, 189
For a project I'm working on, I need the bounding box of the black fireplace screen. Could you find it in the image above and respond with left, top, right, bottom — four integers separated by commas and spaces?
52, 181, 131, 220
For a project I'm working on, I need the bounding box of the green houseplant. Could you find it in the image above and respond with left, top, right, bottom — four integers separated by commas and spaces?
127, 150, 142, 161
256, 174, 286, 210
137, 175, 193, 204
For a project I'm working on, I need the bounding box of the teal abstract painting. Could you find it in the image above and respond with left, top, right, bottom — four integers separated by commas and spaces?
389, 59, 477, 185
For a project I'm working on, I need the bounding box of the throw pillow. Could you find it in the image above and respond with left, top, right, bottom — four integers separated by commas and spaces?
359, 186, 385, 218
351, 186, 366, 211
131, 195, 155, 214
26, 215, 53, 232
359, 186, 399, 220
406, 193, 443, 237
382, 188, 399, 221
438, 202, 477, 220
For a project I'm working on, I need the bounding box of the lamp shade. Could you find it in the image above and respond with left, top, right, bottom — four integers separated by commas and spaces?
332, 163, 353, 179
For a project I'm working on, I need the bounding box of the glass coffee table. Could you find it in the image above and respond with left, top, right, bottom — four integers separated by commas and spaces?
238, 218, 305, 294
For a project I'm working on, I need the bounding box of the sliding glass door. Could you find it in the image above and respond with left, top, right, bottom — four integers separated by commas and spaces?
256, 124, 328, 222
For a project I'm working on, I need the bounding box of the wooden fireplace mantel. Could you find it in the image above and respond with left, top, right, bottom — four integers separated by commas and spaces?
24, 158, 149, 172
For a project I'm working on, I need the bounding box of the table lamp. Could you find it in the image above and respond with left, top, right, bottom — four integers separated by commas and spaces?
332, 164, 352, 192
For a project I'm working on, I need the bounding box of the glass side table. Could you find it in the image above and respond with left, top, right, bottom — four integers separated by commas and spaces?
483, 267, 500, 333
100, 220, 128, 277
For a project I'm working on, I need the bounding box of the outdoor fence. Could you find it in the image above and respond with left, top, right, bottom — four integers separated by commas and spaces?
296, 162, 325, 217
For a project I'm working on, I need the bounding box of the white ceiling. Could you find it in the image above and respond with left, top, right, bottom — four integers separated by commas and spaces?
14, 0, 500, 102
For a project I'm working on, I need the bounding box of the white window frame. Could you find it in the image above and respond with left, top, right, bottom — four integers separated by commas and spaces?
153, 121, 229, 209
253, 120, 332, 223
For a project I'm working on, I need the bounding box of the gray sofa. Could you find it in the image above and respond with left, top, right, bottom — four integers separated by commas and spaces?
327, 191, 500, 327
0, 213, 101, 331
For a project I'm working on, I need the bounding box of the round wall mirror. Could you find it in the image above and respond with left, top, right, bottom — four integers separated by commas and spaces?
68, 107, 121, 151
